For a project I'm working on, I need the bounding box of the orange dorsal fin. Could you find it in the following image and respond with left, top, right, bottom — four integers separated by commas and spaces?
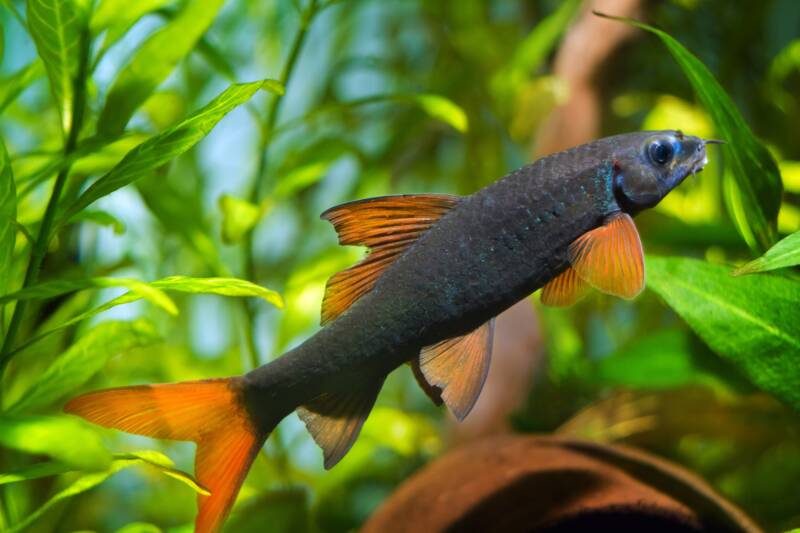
418, 319, 495, 421
297, 379, 384, 469
320, 194, 460, 324
568, 211, 645, 300
65, 378, 266, 533
541, 266, 590, 307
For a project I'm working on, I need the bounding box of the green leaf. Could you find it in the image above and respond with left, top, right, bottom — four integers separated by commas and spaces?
68, 209, 126, 234
90, 0, 172, 55
7, 467, 119, 533
272, 160, 332, 199
6, 276, 282, 357
114, 523, 163, 533
491, 0, 581, 100
219, 194, 267, 244
148, 276, 283, 309
26, 0, 87, 132
597, 13, 783, 254
0, 139, 16, 295
97, 0, 225, 135
0, 277, 178, 315
0, 61, 44, 114
646, 256, 800, 409
5, 451, 205, 533
0, 452, 206, 495
6, 320, 161, 413
733, 230, 800, 275
592, 329, 731, 390
0, 415, 112, 470
60, 80, 276, 224
115, 451, 209, 495
408, 94, 468, 133
0, 461, 72, 485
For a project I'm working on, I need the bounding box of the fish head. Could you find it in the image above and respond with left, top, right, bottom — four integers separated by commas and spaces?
611, 130, 716, 212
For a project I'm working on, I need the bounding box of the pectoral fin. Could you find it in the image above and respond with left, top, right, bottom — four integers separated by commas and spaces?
541, 266, 589, 307
321, 194, 460, 324
568, 211, 644, 300
417, 319, 495, 421
297, 379, 384, 469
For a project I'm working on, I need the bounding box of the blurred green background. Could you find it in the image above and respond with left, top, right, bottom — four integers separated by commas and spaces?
1, 0, 799, 531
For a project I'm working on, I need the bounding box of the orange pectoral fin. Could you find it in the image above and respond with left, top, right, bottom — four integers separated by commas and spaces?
541, 266, 589, 307
568, 211, 645, 300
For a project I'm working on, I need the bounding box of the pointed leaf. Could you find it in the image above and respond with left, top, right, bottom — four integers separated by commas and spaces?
7, 320, 161, 413
26, 0, 87, 132
0, 139, 15, 295
0, 415, 112, 470
6, 277, 282, 357
0, 462, 72, 485
148, 276, 283, 308
68, 209, 126, 234
219, 194, 266, 244
0, 277, 177, 315
733, 230, 800, 275
60, 80, 273, 223
646, 256, 800, 410
91, 0, 172, 53
114, 524, 163, 533
597, 13, 783, 254
4, 451, 204, 533
116, 451, 209, 495
97, 0, 225, 135
410, 94, 468, 133
0, 61, 44, 114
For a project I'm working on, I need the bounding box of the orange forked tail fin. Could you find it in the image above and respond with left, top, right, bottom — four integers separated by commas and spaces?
64, 378, 267, 533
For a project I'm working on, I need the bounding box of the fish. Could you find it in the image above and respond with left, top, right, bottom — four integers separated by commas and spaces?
64, 130, 714, 532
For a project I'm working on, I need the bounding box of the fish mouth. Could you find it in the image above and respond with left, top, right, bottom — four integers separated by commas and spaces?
688, 138, 724, 178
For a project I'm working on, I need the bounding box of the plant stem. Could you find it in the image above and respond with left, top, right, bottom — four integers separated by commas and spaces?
239, 0, 319, 483
0, 29, 91, 376
241, 0, 319, 366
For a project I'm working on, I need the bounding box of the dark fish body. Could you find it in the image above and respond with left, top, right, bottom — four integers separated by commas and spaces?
244, 134, 625, 417
65, 131, 712, 533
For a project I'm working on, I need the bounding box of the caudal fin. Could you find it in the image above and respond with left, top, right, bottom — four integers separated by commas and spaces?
64, 378, 267, 533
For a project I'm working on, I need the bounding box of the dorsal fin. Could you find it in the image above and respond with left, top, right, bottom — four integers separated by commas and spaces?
417, 319, 495, 421
320, 194, 460, 324
540, 266, 589, 307
568, 211, 645, 299
297, 379, 384, 469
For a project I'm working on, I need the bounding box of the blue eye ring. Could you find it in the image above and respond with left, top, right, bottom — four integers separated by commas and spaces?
648, 139, 676, 165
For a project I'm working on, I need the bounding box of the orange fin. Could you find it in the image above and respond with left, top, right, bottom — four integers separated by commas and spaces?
541, 266, 589, 307
64, 378, 266, 533
568, 211, 645, 300
297, 379, 384, 469
418, 319, 495, 421
320, 194, 460, 324
411, 359, 443, 406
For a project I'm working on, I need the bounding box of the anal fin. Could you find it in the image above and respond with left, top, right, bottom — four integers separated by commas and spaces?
418, 319, 495, 421
297, 379, 384, 469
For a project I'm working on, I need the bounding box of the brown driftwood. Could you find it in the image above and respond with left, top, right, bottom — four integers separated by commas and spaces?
362, 435, 761, 533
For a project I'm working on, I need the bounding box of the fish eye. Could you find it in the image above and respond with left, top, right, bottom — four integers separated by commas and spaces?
648, 139, 676, 165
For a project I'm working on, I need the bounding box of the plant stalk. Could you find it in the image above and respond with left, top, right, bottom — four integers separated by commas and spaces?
0, 29, 91, 376
239, 0, 319, 483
